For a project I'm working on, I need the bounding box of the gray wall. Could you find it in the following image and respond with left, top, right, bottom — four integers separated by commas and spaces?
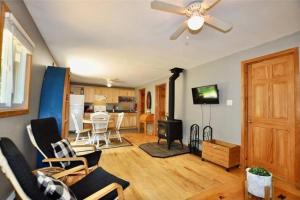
183, 31, 300, 145
139, 31, 300, 146
0, 0, 55, 198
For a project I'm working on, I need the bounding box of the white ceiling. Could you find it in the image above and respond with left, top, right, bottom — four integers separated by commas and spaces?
24, 0, 300, 87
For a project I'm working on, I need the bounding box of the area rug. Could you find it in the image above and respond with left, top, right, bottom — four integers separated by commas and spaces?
97, 137, 132, 150
139, 141, 189, 158
70, 137, 132, 153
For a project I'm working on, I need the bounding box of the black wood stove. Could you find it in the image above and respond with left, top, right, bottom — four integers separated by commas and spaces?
157, 67, 184, 149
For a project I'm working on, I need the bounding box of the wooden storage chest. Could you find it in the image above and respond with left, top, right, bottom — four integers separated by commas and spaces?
202, 139, 240, 171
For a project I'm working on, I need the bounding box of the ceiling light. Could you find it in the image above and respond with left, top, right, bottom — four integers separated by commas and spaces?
187, 14, 204, 31
107, 82, 112, 87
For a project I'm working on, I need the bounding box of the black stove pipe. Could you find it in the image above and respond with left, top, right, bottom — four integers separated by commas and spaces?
168, 67, 184, 120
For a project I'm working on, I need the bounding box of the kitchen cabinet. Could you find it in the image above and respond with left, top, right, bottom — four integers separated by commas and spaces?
108, 113, 137, 129
71, 85, 84, 95
128, 89, 136, 97
84, 87, 95, 103
111, 89, 119, 103
71, 84, 136, 104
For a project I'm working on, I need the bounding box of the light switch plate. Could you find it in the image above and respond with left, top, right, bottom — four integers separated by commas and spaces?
227, 100, 233, 106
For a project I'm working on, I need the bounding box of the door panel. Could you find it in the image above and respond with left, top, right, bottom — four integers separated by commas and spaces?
252, 83, 269, 120
248, 125, 273, 170
273, 128, 290, 181
270, 81, 288, 120
270, 56, 292, 79
252, 64, 268, 80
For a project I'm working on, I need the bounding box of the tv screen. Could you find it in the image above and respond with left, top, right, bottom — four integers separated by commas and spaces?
192, 84, 219, 104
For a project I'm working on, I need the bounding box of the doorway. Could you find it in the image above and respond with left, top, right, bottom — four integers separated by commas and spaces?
155, 83, 167, 135
139, 88, 145, 114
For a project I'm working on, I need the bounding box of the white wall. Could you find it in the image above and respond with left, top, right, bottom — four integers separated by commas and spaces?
0, 0, 56, 198
139, 31, 300, 147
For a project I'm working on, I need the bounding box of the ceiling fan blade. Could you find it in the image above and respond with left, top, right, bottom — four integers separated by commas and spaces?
204, 15, 232, 32
202, 0, 220, 10
151, 0, 185, 15
170, 21, 188, 40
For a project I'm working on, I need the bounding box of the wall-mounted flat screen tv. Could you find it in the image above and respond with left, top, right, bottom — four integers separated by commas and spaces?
192, 84, 219, 104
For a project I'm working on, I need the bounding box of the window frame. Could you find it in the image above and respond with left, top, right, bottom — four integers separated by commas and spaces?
0, 3, 32, 118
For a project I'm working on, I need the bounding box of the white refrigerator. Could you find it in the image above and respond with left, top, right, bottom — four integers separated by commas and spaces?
69, 94, 85, 131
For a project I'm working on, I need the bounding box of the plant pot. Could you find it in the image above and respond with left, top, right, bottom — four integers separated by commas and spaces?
246, 168, 272, 198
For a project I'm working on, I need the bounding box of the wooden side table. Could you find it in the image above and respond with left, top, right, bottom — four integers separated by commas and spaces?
139, 113, 154, 135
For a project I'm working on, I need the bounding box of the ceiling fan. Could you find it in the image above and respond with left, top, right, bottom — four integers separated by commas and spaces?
106, 78, 123, 87
151, 0, 232, 40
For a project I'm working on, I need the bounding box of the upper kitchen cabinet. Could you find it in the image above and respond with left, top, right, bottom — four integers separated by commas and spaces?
71, 85, 84, 95
84, 86, 95, 103
70, 84, 136, 104
128, 89, 136, 97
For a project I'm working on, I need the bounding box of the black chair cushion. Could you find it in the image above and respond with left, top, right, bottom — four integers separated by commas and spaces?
66, 150, 102, 169
70, 167, 130, 200
31, 118, 102, 169
0, 138, 51, 200
31, 118, 62, 159
81, 150, 102, 168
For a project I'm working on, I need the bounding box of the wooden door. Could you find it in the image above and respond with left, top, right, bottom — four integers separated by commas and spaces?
139, 89, 145, 114
247, 54, 294, 181
155, 84, 166, 120
154, 84, 166, 135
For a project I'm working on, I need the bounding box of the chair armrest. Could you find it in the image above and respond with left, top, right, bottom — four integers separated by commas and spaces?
72, 144, 96, 151
83, 183, 124, 200
32, 167, 65, 176
43, 157, 88, 174
52, 165, 86, 179
72, 145, 96, 156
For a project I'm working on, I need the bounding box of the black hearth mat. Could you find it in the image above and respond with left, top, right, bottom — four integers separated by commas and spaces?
139, 141, 189, 158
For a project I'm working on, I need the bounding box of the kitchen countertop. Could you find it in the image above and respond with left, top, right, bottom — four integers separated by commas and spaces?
107, 111, 137, 113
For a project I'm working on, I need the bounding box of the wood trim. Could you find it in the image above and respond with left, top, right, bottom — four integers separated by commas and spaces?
241, 48, 299, 66
0, 3, 33, 118
61, 68, 70, 138
0, 55, 32, 118
240, 60, 248, 169
241, 47, 299, 185
0, 2, 9, 61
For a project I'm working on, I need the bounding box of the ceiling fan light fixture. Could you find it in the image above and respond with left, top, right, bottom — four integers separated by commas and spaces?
107, 81, 112, 87
187, 14, 204, 31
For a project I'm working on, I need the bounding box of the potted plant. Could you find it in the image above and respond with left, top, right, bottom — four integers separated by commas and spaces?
246, 167, 272, 198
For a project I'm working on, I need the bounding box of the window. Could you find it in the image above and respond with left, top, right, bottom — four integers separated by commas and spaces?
0, 3, 34, 117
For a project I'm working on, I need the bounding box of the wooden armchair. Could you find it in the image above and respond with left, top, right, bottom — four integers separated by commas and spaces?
27, 117, 102, 172
0, 137, 129, 200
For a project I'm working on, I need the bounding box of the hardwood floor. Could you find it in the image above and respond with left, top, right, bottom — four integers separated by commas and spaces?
99, 132, 242, 200
68, 132, 300, 199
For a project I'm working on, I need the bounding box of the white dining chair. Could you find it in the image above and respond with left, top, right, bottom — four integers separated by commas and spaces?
90, 112, 111, 147
71, 113, 91, 144
109, 112, 124, 143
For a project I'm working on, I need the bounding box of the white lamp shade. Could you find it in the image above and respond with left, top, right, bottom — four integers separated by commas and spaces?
188, 15, 204, 31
